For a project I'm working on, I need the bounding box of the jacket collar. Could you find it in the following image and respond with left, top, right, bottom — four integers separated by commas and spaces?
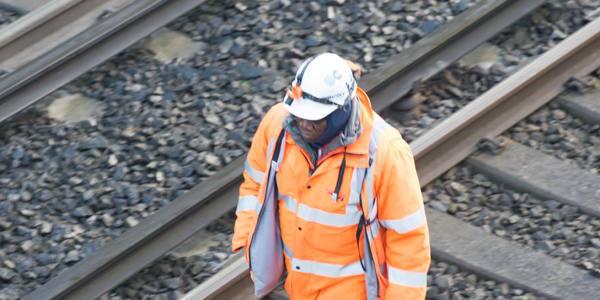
343, 87, 374, 168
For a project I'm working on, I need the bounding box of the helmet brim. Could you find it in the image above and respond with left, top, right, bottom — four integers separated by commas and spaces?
283, 96, 338, 121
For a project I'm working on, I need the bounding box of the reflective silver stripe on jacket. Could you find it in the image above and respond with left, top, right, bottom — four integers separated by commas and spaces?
364, 119, 394, 244
295, 168, 362, 227
297, 204, 361, 227
365, 149, 377, 214
292, 258, 365, 278
370, 217, 381, 238
265, 137, 276, 167
236, 195, 258, 212
276, 176, 298, 213
278, 192, 297, 213
283, 237, 362, 278
363, 222, 378, 300
255, 200, 263, 214
245, 159, 264, 184
348, 165, 365, 207
380, 206, 426, 234
283, 240, 293, 258
387, 265, 427, 287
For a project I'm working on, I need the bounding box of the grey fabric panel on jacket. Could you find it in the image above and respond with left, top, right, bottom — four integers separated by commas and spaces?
364, 228, 378, 300
249, 131, 286, 297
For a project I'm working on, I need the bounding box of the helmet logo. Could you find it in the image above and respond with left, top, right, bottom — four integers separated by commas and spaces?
333, 70, 342, 79
324, 75, 335, 86
325, 70, 342, 86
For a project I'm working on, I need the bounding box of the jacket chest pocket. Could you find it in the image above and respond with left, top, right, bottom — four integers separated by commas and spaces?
315, 225, 341, 251
305, 199, 355, 253
307, 181, 357, 253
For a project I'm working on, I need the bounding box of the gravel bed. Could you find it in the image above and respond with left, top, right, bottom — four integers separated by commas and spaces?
97, 213, 235, 300
0, 9, 18, 29
424, 165, 600, 276
0, 0, 488, 298
94, 1, 600, 298
172, 0, 484, 74
387, 0, 600, 143
424, 260, 543, 300
0, 0, 597, 298
508, 71, 600, 174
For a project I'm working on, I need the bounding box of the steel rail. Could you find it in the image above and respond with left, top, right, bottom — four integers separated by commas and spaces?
364, 0, 545, 112
180, 252, 249, 300
16, 0, 215, 299
22, 0, 547, 299
412, 15, 600, 186
0, 0, 82, 50
23, 159, 242, 300
0, 0, 139, 73
0, 0, 208, 124
186, 13, 600, 300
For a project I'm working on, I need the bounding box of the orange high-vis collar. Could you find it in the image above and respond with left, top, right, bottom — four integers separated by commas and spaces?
287, 85, 303, 100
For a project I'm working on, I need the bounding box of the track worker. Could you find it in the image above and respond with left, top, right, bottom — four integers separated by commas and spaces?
232, 53, 430, 300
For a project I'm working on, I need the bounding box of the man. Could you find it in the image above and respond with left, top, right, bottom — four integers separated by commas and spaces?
232, 53, 430, 300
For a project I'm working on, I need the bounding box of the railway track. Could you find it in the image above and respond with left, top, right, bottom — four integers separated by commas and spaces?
0, 0, 212, 123
0, 0, 597, 299
0, 0, 137, 72
188, 15, 600, 300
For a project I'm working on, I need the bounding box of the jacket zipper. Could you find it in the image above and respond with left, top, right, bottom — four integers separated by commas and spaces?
298, 148, 315, 176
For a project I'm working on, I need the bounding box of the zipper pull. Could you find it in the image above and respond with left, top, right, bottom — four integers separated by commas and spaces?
332, 193, 338, 203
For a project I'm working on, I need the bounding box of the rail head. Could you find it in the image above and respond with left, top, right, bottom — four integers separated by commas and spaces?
0, 0, 170, 123
180, 251, 249, 300
0, 0, 83, 50
411, 15, 600, 185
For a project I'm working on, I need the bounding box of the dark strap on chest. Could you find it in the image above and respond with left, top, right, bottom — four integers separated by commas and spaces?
271, 129, 286, 166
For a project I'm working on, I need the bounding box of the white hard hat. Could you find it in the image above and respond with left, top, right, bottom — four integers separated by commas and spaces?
283, 53, 361, 121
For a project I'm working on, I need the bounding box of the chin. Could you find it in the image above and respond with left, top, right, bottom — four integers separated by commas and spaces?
302, 135, 315, 142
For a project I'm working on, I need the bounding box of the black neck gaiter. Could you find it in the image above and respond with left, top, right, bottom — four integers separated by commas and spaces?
308, 101, 352, 149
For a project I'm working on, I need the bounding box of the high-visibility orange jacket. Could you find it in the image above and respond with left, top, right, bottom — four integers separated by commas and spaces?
232, 87, 430, 300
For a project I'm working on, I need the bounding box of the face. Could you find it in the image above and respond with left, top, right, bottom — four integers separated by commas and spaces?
296, 117, 327, 142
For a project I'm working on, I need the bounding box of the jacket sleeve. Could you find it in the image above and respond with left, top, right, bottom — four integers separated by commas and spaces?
377, 138, 430, 300
231, 105, 280, 252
